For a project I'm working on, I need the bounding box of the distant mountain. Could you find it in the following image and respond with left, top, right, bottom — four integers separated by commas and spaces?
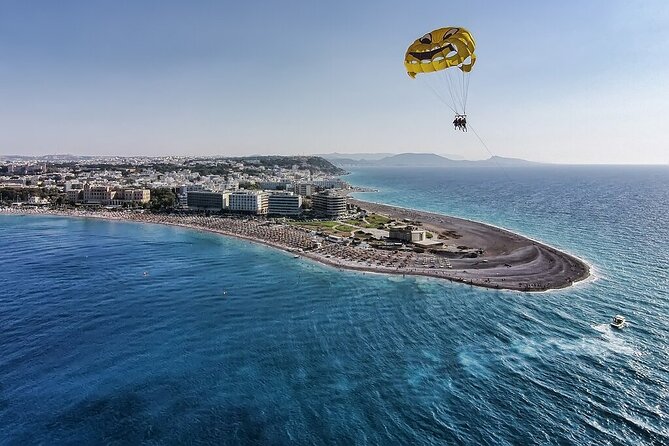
474, 156, 539, 166
322, 158, 374, 167
321, 152, 464, 162
326, 152, 540, 168
319, 152, 395, 161
375, 153, 458, 167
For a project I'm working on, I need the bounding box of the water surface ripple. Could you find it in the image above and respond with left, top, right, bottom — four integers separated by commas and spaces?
1, 165, 668, 444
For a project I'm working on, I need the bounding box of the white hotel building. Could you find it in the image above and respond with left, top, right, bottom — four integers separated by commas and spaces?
228, 191, 269, 215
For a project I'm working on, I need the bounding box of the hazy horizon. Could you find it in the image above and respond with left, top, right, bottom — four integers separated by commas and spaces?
1, 1, 668, 164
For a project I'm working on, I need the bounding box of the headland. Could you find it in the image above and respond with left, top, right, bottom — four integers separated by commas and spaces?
1, 201, 590, 292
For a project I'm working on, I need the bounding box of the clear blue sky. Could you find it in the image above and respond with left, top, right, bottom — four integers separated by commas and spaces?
1, 0, 667, 163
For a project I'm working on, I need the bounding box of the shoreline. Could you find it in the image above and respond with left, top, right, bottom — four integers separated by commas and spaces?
348, 197, 591, 289
351, 192, 585, 257
0, 204, 590, 292
348, 196, 594, 274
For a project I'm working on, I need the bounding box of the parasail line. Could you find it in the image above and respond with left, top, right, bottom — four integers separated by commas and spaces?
469, 122, 513, 181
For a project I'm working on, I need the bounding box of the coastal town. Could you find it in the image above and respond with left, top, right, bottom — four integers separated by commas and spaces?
0, 155, 433, 243
0, 155, 347, 212
1, 155, 589, 291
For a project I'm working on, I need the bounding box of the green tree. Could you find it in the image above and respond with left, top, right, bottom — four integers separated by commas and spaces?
148, 188, 177, 211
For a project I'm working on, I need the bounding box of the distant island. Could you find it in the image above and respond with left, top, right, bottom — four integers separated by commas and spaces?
321, 152, 539, 168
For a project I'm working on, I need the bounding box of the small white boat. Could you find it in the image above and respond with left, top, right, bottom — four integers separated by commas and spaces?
610, 315, 626, 329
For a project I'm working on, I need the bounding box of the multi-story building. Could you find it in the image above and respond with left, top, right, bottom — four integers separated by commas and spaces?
178, 184, 205, 195
73, 184, 151, 205
111, 189, 151, 205
312, 191, 347, 219
66, 189, 82, 203
294, 183, 315, 197
187, 191, 228, 211
229, 191, 269, 214
83, 184, 115, 204
268, 192, 302, 216
64, 180, 83, 192
258, 181, 292, 191
312, 179, 346, 189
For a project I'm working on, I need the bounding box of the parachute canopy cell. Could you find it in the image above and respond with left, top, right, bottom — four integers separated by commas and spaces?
404, 27, 476, 78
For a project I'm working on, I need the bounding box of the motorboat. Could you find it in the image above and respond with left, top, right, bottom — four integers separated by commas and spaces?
610, 315, 626, 329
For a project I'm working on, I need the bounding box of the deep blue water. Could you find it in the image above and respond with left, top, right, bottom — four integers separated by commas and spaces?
1, 165, 668, 445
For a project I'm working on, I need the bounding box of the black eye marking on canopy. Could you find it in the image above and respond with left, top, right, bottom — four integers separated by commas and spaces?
419, 33, 432, 44
442, 28, 459, 40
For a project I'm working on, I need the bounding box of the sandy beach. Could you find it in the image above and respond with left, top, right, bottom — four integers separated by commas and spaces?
1, 203, 590, 292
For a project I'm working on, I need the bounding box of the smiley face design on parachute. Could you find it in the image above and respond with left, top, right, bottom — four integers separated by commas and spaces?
404, 27, 476, 78
407, 28, 460, 62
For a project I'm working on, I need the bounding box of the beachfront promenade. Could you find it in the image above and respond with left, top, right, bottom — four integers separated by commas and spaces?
1, 205, 590, 292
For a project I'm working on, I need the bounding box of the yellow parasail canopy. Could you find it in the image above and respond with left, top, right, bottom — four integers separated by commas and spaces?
404, 27, 476, 78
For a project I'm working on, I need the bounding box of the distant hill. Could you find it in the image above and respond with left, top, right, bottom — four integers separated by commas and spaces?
226, 156, 346, 175
474, 156, 539, 166
321, 152, 464, 162
375, 153, 458, 167
325, 153, 540, 168
319, 152, 395, 161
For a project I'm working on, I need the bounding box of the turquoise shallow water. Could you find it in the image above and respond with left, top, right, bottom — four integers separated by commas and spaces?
1, 165, 668, 444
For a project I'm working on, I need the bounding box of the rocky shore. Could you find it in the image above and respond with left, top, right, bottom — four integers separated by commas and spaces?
1, 204, 590, 292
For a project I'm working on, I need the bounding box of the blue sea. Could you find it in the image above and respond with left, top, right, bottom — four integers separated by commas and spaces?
1, 165, 668, 445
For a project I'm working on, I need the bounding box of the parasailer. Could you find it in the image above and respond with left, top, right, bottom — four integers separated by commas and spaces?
453, 115, 467, 132
404, 27, 476, 131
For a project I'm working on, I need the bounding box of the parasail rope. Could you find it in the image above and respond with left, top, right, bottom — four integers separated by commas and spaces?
442, 68, 463, 114
462, 69, 471, 114
448, 68, 465, 113
422, 76, 457, 114
468, 123, 495, 158
469, 122, 512, 181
